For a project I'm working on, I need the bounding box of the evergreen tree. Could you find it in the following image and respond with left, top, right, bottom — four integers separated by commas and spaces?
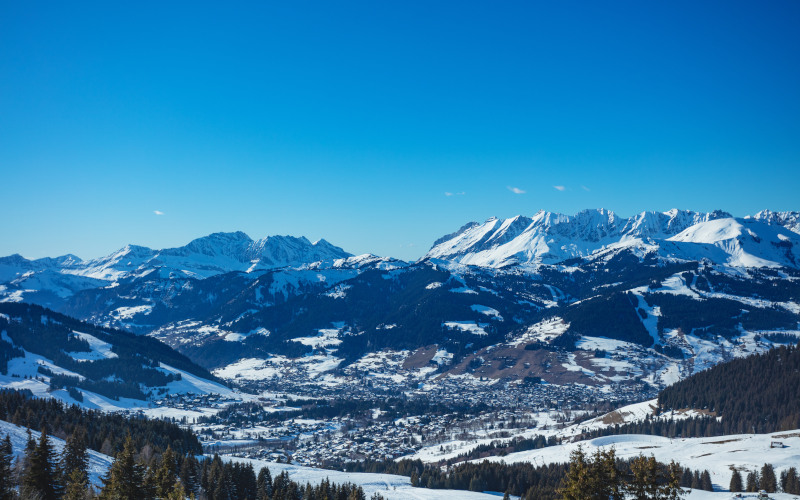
781, 467, 800, 494
679, 468, 692, 488
63, 467, 90, 500
690, 471, 700, 490
760, 463, 777, 493
661, 461, 684, 500
700, 470, 713, 491
154, 446, 178, 498
785, 467, 800, 494
23, 427, 62, 500
256, 466, 273, 500
729, 469, 743, 492
99, 435, 148, 500
165, 480, 186, 500
628, 455, 657, 499
19, 427, 35, 480
559, 446, 592, 500
746, 471, 759, 492
179, 454, 200, 496
0, 434, 14, 500
62, 427, 89, 487
592, 449, 623, 500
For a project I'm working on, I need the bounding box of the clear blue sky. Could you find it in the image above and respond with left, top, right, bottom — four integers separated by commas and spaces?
2, 1, 799, 261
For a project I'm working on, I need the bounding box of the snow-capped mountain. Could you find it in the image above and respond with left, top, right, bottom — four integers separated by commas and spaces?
751, 209, 800, 234
0, 232, 355, 307
425, 209, 800, 268
65, 232, 353, 280
662, 217, 800, 268
1, 209, 798, 398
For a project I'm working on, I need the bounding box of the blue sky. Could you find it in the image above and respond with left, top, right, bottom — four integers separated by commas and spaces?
1, 1, 799, 261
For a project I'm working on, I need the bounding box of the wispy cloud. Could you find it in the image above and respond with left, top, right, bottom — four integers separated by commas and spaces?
445, 191, 466, 197
553, 185, 566, 192
507, 186, 526, 194
581, 185, 590, 192
153, 210, 164, 215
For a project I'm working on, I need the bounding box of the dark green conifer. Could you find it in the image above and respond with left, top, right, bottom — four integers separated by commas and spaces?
63, 467, 90, 500
23, 427, 61, 500
256, 466, 273, 499
62, 426, 89, 487
700, 470, 713, 491
99, 435, 148, 500
760, 463, 777, 492
746, 471, 759, 492
154, 446, 178, 497
729, 469, 743, 492
0, 434, 14, 500
558, 446, 592, 500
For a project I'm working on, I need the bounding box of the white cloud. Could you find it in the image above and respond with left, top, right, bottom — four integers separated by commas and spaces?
445, 191, 466, 197
507, 186, 526, 194
553, 185, 566, 192
581, 185, 590, 192
153, 210, 164, 215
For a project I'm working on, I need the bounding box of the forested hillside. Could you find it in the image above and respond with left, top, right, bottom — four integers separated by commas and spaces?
657, 343, 800, 433
0, 389, 201, 456
0, 302, 221, 401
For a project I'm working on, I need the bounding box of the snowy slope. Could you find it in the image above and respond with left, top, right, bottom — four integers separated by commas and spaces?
425, 209, 729, 267
0, 342, 235, 413
225, 456, 514, 500
425, 209, 800, 269
485, 430, 800, 496
0, 420, 112, 488
664, 217, 800, 268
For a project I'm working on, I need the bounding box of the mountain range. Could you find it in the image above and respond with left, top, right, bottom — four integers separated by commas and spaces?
1, 208, 799, 397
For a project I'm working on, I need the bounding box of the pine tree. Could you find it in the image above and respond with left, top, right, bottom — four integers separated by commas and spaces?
746, 471, 759, 492
679, 468, 692, 488
700, 470, 713, 491
628, 455, 652, 499
729, 469, 743, 492
558, 446, 592, 500
690, 470, 701, 490
99, 435, 149, 500
256, 466, 273, 499
165, 480, 186, 500
760, 463, 777, 492
154, 446, 178, 497
592, 448, 623, 500
63, 467, 90, 500
23, 427, 62, 500
62, 426, 89, 487
661, 461, 684, 500
785, 467, 800, 495
180, 454, 200, 496
0, 434, 14, 500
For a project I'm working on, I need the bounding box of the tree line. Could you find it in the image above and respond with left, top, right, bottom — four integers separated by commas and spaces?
658, 343, 800, 434
728, 463, 800, 495
0, 389, 201, 457
0, 428, 384, 500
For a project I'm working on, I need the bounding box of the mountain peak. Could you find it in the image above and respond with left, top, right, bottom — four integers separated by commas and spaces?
426, 209, 800, 268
